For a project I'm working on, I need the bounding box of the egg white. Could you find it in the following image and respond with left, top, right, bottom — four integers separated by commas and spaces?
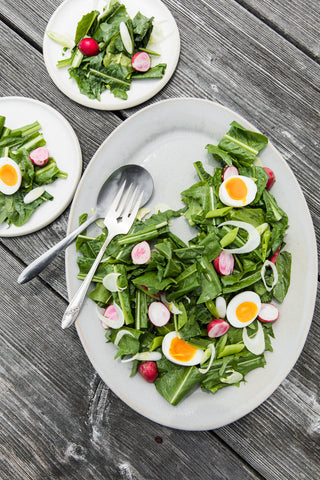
226, 291, 261, 328
0, 157, 22, 195
219, 175, 257, 207
162, 331, 204, 366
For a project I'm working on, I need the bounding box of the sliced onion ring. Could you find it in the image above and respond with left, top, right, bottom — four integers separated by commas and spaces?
102, 272, 126, 292
114, 329, 135, 346
261, 260, 279, 292
243, 322, 265, 355
219, 220, 261, 254
121, 351, 162, 363
199, 344, 216, 374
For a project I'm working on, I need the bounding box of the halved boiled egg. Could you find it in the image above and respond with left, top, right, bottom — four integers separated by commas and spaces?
0, 157, 22, 195
162, 331, 204, 366
219, 175, 257, 207
226, 291, 261, 328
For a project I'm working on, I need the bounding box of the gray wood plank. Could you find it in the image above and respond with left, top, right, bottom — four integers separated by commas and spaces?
0, 246, 264, 480
236, 0, 320, 60
0, 1, 319, 479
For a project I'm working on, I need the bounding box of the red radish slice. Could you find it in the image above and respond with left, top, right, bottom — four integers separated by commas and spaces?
103, 303, 125, 329
29, 147, 50, 166
258, 303, 279, 322
270, 247, 280, 264
223, 165, 239, 181
131, 241, 151, 265
148, 302, 170, 327
264, 167, 276, 190
78, 37, 99, 56
207, 319, 230, 338
213, 250, 234, 276
138, 361, 159, 382
131, 51, 151, 72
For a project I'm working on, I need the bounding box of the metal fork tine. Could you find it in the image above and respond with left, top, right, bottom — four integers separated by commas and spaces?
115, 183, 133, 217
107, 180, 126, 215
122, 185, 139, 218
128, 190, 144, 220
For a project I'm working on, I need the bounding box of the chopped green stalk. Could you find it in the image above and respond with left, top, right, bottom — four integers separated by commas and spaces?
135, 289, 148, 329
0, 116, 5, 136
139, 47, 160, 56
10, 120, 41, 137
17, 133, 45, 152
57, 57, 73, 68
71, 48, 84, 68
220, 227, 239, 247
89, 68, 131, 86
0, 126, 11, 139
118, 222, 168, 245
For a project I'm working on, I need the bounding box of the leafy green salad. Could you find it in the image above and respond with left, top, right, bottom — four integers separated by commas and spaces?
0, 115, 67, 228
48, 0, 167, 101
76, 121, 291, 406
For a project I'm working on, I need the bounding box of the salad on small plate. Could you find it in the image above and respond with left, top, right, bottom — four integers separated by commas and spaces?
0, 97, 82, 237
43, 0, 180, 109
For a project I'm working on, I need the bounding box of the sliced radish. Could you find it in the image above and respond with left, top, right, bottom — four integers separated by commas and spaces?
261, 260, 279, 292
219, 220, 261, 254
215, 296, 227, 318
119, 22, 133, 54
223, 165, 239, 181
96, 303, 125, 329
207, 319, 230, 338
243, 321, 265, 355
78, 37, 99, 56
258, 303, 279, 322
23, 186, 45, 204
131, 241, 151, 265
264, 167, 276, 190
213, 250, 234, 276
270, 246, 280, 264
131, 51, 151, 72
138, 361, 159, 382
29, 146, 50, 166
148, 302, 170, 327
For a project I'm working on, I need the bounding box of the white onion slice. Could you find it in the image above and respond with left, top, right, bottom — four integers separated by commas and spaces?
261, 260, 279, 292
119, 22, 133, 54
160, 294, 182, 314
121, 351, 162, 363
23, 186, 45, 204
215, 296, 227, 318
220, 370, 243, 384
199, 344, 216, 374
243, 322, 265, 355
102, 272, 126, 292
219, 220, 261, 254
114, 329, 135, 346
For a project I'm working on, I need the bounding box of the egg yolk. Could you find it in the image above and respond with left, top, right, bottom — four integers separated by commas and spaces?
0, 164, 18, 186
226, 177, 247, 201
169, 336, 197, 362
236, 301, 258, 322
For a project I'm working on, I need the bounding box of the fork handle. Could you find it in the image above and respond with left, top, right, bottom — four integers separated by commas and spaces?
61, 232, 114, 329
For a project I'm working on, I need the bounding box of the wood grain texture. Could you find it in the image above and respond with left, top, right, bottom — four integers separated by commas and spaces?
0, 0, 319, 479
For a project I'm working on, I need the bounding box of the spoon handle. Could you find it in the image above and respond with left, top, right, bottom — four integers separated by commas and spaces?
17, 212, 99, 284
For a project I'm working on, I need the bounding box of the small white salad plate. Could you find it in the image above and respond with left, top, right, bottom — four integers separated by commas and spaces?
66, 98, 317, 430
0, 97, 82, 237
43, 0, 180, 110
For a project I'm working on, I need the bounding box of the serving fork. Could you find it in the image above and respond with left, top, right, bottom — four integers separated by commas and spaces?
61, 181, 143, 330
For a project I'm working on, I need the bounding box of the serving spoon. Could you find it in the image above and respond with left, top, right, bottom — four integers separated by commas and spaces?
17, 164, 153, 284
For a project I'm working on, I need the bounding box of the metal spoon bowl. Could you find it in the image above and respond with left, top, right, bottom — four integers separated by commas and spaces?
17, 164, 153, 284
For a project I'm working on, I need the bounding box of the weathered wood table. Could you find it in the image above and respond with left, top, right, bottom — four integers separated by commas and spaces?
1, 1, 319, 478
